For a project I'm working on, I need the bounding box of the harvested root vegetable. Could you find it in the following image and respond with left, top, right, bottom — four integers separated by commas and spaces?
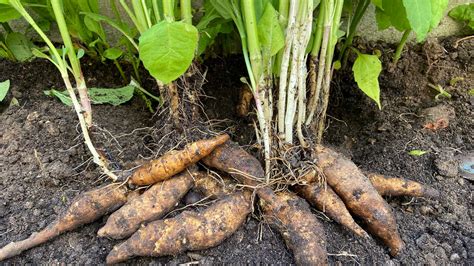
193, 171, 237, 199
315, 145, 404, 256
0, 184, 128, 261
106, 192, 251, 264
236, 85, 254, 117
201, 141, 279, 203
261, 192, 328, 266
295, 182, 369, 238
367, 173, 440, 199
129, 134, 230, 186
98, 170, 195, 239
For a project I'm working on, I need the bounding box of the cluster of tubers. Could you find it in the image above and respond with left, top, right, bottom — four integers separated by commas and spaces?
0, 134, 439, 264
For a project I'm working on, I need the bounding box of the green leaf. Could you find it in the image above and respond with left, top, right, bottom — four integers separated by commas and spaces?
0, 4, 21, 22
409, 149, 429, 156
103, 47, 123, 60
371, 0, 383, 9
44, 89, 73, 106
430, 0, 449, 30
139, 21, 198, 84
5, 32, 34, 62
257, 3, 284, 57
468, 89, 474, 96
375, 7, 391, 30
352, 53, 382, 109
88, 86, 135, 106
448, 3, 474, 30
402, 0, 432, 41
382, 0, 410, 31
44, 85, 135, 106
0, 79, 10, 101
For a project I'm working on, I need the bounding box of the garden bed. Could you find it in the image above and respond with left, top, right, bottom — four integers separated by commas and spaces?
0, 37, 472, 264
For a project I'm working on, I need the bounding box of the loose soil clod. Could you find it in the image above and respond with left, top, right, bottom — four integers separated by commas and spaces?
128, 134, 230, 186
0, 184, 128, 261
105, 191, 252, 264
98, 170, 195, 239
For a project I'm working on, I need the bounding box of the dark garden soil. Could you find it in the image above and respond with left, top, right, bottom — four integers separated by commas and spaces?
1, 37, 473, 265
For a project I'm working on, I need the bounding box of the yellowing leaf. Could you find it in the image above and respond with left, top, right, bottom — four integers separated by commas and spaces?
409, 150, 429, 156
352, 54, 382, 109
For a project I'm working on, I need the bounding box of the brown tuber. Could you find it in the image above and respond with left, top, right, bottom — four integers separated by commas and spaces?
0, 184, 128, 261
128, 134, 230, 186
315, 145, 404, 256
261, 192, 328, 266
367, 173, 439, 199
98, 170, 195, 239
106, 192, 252, 264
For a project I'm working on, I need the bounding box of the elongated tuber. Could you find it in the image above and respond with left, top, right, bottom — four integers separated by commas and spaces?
0, 184, 128, 261
315, 145, 404, 256
193, 171, 236, 199
295, 181, 369, 238
366, 173, 439, 199
129, 134, 230, 186
106, 192, 252, 264
201, 141, 277, 203
236, 85, 254, 117
98, 170, 194, 239
261, 192, 328, 266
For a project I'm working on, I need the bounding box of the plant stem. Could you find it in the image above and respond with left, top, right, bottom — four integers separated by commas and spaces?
338, 0, 370, 62
316, 0, 344, 142
277, 0, 298, 135
119, 0, 145, 34
162, 0, 175, 21
242, 0, 270, 181
393, 29, 411, 65
180, 0, 192, 24
306, 0, 331, 125
51, 0, 92, 127
113, 59, 127, 82
152, 0, 161, 23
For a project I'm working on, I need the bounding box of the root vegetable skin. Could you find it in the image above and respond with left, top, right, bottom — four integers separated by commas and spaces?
201, 142, 278, 203
295, 182, 369, 238
236, 85, 254, 117
367, 173, 439, 199
0, 184, 128, 261
315, 145, 404, 256
193, 172, 236, 199
129, 134, 230, 186
98, 171, 194, 239
262, 192, 328, 266
106, 192, 252, 264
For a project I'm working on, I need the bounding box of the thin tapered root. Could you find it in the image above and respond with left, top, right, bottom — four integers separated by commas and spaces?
367, 173, 440, 199
0, 184, 128, 261
106, 192, 251, 264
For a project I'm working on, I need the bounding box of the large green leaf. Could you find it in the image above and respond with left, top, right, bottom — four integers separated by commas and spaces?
139, 21, 198, 84
449, 3, 474, 30
257, 3, 284, 57
0, 79, 10, 101
44, 85, 135, 106
5, 32, 34, 62
0, 4, 21, 22
375, 7, 391, 30
402, 0, 432, 41
352, 53, 382, 109
430, 0, 449, 30
382, 0, 410, 31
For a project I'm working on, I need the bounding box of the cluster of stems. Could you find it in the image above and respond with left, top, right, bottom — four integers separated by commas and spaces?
9, 0, 119, 180
238, 0, 343, 178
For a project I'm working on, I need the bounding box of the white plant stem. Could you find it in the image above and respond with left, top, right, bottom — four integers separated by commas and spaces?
277, 0, 298, 136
